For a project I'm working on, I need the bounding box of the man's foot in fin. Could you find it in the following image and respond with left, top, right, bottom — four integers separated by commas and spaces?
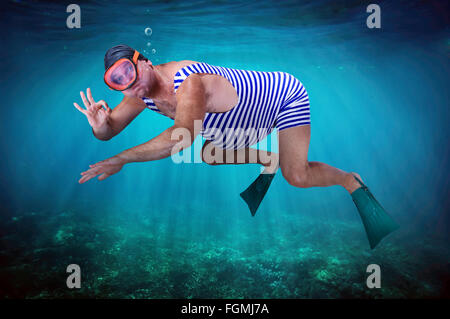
350, 173, 399, 249
240, 172, 276, 217
345, 172, 364, 194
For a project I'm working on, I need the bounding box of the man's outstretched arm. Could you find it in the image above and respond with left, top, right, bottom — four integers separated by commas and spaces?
117, 73, 206, 163
78, 74, 206, 184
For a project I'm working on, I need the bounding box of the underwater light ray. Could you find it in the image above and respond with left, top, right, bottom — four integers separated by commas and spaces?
0, 0, 448, 298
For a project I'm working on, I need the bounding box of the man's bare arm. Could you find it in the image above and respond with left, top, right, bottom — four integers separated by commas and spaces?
116, 74, 206, 163
93, 95, 147, 141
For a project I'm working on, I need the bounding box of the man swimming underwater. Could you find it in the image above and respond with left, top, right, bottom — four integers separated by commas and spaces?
74, 44, 398, 249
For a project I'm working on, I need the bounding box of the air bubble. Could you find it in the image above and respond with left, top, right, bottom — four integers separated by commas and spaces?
144, 27, 152, 36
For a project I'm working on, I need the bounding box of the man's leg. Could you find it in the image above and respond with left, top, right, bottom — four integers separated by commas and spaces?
201, 140, 280, 216
201, 140, 279, 173
278, 124, 361, 194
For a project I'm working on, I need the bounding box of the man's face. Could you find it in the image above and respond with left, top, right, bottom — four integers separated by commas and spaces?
122, 59, 153, 99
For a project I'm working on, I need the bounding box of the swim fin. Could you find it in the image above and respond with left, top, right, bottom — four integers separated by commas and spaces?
240, 172, 276, 217
351, 174, 399, 249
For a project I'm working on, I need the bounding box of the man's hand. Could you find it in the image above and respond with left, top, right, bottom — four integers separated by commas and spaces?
74, 88, 112, 130
79, 155, 126, 184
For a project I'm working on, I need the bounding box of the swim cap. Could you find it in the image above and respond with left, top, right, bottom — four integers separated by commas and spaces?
104, 44, 145, 71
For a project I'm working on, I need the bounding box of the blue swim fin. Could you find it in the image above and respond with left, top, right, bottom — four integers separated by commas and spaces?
351, 174, 399, 249
240, 172, 276, 216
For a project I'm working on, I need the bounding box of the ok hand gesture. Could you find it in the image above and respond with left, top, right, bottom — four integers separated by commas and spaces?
73, 88, 112, 130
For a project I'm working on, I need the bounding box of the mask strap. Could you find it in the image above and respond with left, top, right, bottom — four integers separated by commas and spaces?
132, 50, 140, 64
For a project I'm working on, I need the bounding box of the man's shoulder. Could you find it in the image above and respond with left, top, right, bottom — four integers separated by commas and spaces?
165, 60, 200, 70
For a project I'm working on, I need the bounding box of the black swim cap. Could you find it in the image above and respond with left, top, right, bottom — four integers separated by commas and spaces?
104, 44, 146, 70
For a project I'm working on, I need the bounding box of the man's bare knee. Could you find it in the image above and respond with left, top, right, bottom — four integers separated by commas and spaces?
201, 148, 213, 165
201, 152, 216, 165
282, 164, 309, 187
201, 141, 220, 165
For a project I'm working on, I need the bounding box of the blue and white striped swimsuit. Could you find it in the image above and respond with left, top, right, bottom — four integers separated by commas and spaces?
142, 62, 310, 150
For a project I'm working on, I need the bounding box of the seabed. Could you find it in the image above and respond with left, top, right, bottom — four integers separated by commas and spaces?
1, 208, 448, 299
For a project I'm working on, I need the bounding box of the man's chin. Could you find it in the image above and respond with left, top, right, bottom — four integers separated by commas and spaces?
135, 91, 145, 99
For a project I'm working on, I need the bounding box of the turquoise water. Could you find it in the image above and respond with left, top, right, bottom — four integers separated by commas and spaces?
1, 0, 449, 298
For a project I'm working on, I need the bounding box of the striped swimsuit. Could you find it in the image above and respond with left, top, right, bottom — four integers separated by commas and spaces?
142, 62, 310, 150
